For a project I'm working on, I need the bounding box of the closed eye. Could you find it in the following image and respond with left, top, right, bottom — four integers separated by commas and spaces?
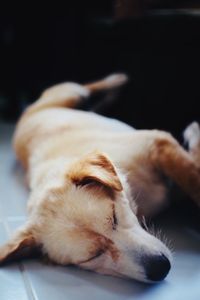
80, 249, 105, 264
112, 206, 118, 230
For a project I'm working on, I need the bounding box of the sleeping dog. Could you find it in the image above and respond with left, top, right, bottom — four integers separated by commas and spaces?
0, 74, 199, 282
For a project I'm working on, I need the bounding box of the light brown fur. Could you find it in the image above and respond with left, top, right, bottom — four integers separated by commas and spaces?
0, 74, 199, 282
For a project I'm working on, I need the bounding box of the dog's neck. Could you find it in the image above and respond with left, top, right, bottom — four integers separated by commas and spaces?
29, 157, 72, 191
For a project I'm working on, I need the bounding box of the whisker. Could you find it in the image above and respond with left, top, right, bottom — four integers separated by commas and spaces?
148, 224, 174, 252
141, 220, 174, 253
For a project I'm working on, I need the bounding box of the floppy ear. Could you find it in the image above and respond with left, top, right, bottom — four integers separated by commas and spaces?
0, 224, 41, 264
68, 151, 123, 192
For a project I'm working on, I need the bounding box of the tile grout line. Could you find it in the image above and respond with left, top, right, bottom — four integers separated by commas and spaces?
2, 219, 11, 238
20, 263, 38, 300
2, 219, 37, 300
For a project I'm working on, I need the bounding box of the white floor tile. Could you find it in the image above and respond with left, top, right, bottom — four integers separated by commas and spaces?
0, 221, 31, 300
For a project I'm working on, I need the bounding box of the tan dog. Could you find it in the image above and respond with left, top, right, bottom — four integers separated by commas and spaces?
0, 74, 200, 283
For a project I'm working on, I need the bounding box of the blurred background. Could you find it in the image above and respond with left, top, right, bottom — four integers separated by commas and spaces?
0, 0, 200, 139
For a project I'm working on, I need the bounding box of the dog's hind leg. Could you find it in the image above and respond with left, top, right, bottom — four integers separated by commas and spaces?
25, 74, 128, 115
150, 129, 200, 208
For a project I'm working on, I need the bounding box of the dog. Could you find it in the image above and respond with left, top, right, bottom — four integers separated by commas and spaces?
0, 74, 200, 283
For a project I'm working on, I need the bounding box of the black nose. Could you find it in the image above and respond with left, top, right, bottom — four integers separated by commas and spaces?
144, 254, 171, 281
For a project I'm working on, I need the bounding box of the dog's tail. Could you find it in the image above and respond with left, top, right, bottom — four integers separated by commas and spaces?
25, 73, 128, 115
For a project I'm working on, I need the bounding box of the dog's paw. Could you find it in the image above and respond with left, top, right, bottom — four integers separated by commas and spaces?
183, 122, 200, 149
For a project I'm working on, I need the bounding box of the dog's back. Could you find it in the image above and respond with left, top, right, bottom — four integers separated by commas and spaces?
13, 74, 130, 169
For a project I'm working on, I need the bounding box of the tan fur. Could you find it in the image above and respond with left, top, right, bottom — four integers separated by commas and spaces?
151, 132, 200, 206
0, 74, 199, 282
68, 151, 123, 192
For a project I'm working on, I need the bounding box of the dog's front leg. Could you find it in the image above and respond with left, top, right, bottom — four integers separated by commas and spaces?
184, 122, 200, 168
150, 126, 200, 208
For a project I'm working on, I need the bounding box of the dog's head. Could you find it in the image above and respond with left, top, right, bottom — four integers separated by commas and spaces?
0, 152, 171, 282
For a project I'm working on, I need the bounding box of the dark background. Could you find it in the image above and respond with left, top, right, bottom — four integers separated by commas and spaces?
0, 2, 200, 141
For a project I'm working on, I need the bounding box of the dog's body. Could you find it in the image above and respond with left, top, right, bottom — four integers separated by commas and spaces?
0, 74, 200, 282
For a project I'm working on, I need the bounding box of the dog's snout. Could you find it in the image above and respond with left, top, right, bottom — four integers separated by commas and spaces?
144, 254, 171, 282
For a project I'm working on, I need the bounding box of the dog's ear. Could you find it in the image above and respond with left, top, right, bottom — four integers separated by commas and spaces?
0, 224, 41, 264
68, 151, 123, 192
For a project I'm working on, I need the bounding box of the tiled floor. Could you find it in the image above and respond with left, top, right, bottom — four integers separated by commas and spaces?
0, 121, 200, 300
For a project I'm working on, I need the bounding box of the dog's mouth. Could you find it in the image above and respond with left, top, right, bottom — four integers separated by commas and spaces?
79, 250, 171, 283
